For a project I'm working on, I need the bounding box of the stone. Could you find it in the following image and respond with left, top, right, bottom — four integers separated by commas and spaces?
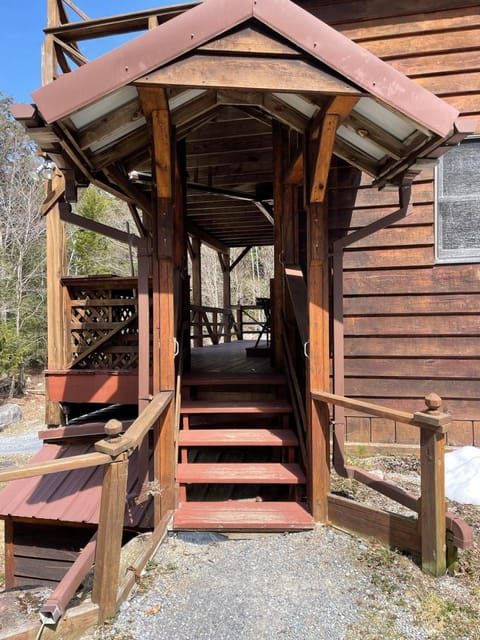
0, 404, 23, 430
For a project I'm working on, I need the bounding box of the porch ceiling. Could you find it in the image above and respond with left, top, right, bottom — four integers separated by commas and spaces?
14, 0, 474, 250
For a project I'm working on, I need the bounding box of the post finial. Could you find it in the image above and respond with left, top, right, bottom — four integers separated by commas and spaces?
425, 393, 442, 412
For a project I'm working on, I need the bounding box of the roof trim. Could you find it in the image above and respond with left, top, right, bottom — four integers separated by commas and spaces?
32, 0, 459, 139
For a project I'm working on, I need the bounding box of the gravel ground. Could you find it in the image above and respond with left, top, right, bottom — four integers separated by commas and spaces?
84, 524, 469, 640
84, 456, 480, 640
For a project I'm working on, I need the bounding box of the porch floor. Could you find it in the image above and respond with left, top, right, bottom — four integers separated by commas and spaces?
188, 340, 276, 377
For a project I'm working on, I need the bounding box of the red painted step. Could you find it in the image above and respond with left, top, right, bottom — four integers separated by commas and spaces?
182, 373, 286, 386
178, 428, 298, 447
180, 400, 293, 414
174, 501, 314, 531
177, 462, 305, 484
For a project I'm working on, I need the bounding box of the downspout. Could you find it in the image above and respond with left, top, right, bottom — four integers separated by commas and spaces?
331, 183, 413, 477
40, 532, 97, 625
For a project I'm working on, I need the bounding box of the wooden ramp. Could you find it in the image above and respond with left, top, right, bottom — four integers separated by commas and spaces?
174, 368, 314, 531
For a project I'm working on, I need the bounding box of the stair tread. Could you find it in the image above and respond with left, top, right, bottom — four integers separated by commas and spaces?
180, 400, 293, 414
177, 462, 305, 484
178, 428, 298, 447
183, 373, 286, 386
174, 501, 314, 531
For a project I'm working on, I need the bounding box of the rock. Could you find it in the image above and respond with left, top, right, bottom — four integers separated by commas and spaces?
0, 404, 23, 430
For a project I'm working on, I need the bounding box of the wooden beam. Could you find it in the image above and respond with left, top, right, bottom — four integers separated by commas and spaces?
310, 115, 338, 203
59, 204, 140, 246
186, 220, 229, 253
77, 100, 143, 150
285, 150, 303, 185
229, 245, 252, 272
139, 54, 360, 95
272, 122, 287, 367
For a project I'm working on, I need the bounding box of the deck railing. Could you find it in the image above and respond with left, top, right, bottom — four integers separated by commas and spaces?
0, 390, 173, 625
190, 303, 267, 346
312, 389, 472, 576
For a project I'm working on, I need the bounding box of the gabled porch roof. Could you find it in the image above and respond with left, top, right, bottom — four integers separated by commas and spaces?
14, 0, 475, 248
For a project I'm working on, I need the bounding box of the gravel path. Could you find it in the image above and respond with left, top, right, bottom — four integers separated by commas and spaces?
88, 526, 436, 640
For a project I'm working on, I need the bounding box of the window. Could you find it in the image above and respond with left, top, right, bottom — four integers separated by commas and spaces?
435, 137, 480, 263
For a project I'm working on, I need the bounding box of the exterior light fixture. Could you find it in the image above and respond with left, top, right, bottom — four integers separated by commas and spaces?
36, 156, 56, 181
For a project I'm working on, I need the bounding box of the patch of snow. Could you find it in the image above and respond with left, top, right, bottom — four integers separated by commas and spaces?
445, 446, 480, 505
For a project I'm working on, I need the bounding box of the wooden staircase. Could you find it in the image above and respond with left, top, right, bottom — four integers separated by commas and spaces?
173, 373, 314, 531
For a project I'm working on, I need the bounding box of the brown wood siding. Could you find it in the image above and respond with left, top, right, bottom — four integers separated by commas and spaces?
303, 0, 480, 444
11, 522, 93, 588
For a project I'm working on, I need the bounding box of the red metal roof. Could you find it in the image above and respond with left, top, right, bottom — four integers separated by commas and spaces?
0, 442, 152, 529
32, 0, 459, 138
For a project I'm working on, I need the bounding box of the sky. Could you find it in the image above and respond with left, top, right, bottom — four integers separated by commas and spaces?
0, 0, 194, 104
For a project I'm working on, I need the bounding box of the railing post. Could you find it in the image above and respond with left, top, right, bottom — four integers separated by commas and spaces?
92, 451, 129, 623
237, 307, 243, 340
416, 393, 449, 577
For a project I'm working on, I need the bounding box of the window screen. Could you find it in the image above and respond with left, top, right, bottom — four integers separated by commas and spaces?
436, 138, 480, 262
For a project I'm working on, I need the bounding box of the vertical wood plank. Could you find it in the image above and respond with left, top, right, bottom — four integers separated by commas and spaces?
92, 457, 129, 623
4, 517, 15, 589
420, 428, 447, 576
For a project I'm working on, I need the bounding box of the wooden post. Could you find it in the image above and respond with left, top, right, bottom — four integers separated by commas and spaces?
191, 237, 202, 346
305, 111, 338, 521
418, 393, 448, 576
43, 0, 60, 85
92, 455, 129, 623
45, 176, 68, 426
137, 236, 151, 487
219, 251, 231, 343
306, 202, 330, 521
143, 89, 176, 523
272, 122, 286, 367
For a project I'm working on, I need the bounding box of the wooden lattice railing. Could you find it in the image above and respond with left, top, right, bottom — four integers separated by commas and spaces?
63, 276, 140, 370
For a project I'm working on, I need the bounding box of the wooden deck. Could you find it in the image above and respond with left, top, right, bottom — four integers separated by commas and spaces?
188, 340, 278, 377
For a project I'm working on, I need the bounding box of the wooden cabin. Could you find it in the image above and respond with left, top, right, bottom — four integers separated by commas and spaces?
0, 0, 478, 624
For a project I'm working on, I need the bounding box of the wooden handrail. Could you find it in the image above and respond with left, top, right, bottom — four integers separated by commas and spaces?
311, 389, 449, 432
312, 388, 452, 577
0, 451, 112, 483
95, 390, 173, 456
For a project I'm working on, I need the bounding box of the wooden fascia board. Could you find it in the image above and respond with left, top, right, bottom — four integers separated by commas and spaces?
33, 0, 255, 123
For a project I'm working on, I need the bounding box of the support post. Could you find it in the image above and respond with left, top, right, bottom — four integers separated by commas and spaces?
145, 91, 176, 523
137, 236, 151, 488
272, 122, 286, 367
45, 175, 68, 426
306, 202, 330, 521
418, 394, 448, 576
219, 251, 231, 343
92, 455, 129, 623
191, 237, 202, 347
